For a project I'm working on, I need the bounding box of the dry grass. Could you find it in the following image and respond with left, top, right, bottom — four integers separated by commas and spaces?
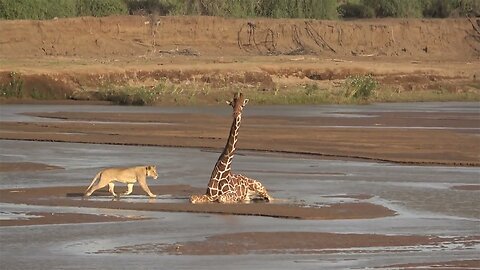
93, 80, 480, 105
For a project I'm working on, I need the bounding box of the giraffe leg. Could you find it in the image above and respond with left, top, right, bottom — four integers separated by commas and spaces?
218, 192, 238, 204
190, 194, 214, 204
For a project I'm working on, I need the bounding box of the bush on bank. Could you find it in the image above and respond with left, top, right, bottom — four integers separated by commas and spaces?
0, 0, 128, 20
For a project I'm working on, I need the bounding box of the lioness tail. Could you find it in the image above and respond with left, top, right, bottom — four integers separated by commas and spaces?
85, 171, 102, 195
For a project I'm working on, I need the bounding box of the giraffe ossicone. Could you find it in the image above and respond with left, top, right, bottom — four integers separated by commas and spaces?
190, 92, 272, 204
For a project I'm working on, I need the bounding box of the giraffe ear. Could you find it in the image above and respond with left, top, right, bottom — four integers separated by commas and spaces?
226, 100, 233, 106
243, 99, 249, 105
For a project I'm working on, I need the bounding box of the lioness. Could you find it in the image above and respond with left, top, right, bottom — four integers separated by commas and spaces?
84, 165, 158, 198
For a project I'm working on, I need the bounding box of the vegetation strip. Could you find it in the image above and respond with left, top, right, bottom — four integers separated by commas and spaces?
1, 0, 477, 20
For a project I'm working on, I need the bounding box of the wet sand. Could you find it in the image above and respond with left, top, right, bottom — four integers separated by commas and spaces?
0, 162, 63, 172
1, 109, 479, 166
94, 232, 479, 256
451, 184, 480, 191
0, 211, 147, 226
382, 259, 480, 269
0, 185, 396, 221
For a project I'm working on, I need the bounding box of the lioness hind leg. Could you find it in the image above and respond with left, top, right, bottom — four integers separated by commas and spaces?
85, 180, 110, 197
85, 177, 109, 197
122, 183, 134, 196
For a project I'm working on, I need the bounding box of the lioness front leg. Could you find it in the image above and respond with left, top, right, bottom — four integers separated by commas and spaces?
138, 179, 156, 198
122, 183, 134, 196
108, 182, 118, 197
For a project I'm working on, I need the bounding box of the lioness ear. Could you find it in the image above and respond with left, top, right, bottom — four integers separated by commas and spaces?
243, 99, 249, 106
146, 166, 151, 170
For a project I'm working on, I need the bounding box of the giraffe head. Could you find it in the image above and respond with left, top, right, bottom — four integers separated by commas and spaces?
226, 92, 249, 118
247, 179, 272, 201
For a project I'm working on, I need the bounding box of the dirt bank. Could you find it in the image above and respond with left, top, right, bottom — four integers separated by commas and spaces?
0, 16, 479, 104
1, 16, 478, 59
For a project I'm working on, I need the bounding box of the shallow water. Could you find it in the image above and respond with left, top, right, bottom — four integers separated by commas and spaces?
1, 102, 479, 122
1, 139, 479, 269
0, 103, 479, 269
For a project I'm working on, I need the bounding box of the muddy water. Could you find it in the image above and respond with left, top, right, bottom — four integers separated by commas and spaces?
0, 103, 479, 269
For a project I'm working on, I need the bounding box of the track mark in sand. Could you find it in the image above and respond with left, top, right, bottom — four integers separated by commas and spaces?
0, 162, 63, 172
0, 211, 148, 226
451, 185, 480, 191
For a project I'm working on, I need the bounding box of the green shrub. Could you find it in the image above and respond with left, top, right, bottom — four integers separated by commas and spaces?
304, 84, 319, 96
0, 0, 127, 20
338, 2, 375, 18
422, 0, 480, 17
457, 0, 480, 16
126, 0, 179, 15
0, 72, 24, 98
343, 74, 378, 99
361, 0, 423, 17
76, 0, 128, 17
172, 0, 258, 17
257, 0, 338, 19
0, 0, 77, 20
421, 0, 456, 17
98, 86, 161, 105
2, 0, 477, 21
308, 0, 339, 19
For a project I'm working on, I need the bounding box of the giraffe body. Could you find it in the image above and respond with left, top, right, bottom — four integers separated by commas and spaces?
191, 174, 271, 204
190, 93, 272, 204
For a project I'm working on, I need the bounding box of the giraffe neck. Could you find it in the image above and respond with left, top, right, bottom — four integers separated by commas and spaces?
209, 113, 242, 180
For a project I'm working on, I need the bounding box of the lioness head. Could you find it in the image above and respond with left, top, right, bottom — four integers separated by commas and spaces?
146, 165, 158, 179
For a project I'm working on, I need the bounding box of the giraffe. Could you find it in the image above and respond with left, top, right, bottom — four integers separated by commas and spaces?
190, 92, 272, 204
